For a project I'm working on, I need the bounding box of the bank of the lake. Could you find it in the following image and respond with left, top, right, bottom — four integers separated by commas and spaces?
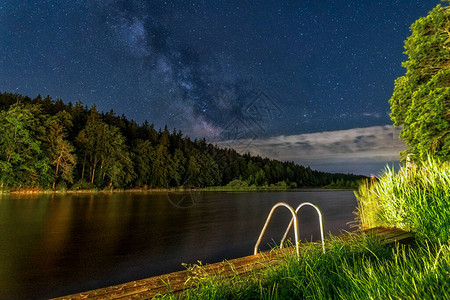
3, 184, 356, 195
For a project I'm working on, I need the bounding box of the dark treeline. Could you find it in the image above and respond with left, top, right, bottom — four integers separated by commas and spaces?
0, 92, 366, 190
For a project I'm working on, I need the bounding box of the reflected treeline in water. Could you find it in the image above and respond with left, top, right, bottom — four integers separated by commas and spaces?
0, 194, 53, 298
0, 190, 356, 299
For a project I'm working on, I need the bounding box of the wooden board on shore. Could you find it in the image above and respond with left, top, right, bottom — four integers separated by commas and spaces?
52, 227, 415, 300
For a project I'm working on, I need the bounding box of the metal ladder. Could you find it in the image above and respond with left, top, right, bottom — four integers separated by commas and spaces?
254, 202, 325, 257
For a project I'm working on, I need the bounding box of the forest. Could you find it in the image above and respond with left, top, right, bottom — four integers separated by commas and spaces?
0, 92, 366, 190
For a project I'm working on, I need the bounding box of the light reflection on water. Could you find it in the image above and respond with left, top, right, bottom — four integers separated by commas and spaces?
0, 190, 357, 299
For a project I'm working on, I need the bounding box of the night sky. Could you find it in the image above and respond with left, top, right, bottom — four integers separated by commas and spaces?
0, 1, 440, 173
0, 0, 441, 174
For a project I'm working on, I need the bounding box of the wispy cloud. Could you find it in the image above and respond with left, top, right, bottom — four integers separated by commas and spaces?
216, 125, 407, 175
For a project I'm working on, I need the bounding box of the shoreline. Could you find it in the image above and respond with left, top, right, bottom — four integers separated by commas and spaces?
2, 186, 356, 195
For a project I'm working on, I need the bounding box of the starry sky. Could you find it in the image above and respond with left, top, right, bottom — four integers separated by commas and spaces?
0, 1, 441, 174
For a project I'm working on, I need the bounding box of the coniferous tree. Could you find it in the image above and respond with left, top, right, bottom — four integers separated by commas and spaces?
133, 139, 156, 186
101, 123, 135, 187
152, 126, 173, 187
170, 148, 186, 186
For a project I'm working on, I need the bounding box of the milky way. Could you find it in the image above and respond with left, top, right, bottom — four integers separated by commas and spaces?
0, 0, 438, 138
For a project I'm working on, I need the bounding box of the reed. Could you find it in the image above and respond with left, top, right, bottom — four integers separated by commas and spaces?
355, 156, 450, 242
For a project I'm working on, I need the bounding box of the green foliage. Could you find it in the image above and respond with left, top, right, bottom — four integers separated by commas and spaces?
355, 156, 450, 242
324, 178, 360, 189
76, 107, 135, 188
226, 179, 248, 189
170, 149, 186, 186
133, 139, 156, 186
389, 5, 450, 161
275, 180, 287, 189
151, 126, 173, 187
76, 106, 104, 184
71, 179, 97, 191
46, 111, 77, 187
0, 92, 366, 190
101, 124, 136, 188
0, 103, 48, 188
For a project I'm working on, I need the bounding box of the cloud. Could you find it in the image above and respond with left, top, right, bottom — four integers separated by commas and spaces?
215, 125, 408, 175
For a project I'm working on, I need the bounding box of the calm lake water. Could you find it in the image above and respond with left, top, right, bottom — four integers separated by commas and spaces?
0, 190, 357, 299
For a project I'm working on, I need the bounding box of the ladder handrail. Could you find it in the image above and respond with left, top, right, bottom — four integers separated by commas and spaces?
280, 202, 325, 253
253, 202, 300, 257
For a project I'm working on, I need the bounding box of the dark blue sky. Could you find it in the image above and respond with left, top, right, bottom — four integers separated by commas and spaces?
0, 0, 439, 138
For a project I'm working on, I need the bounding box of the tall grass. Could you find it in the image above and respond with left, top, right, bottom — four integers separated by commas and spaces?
263, 237, 450, 300
355, 156, 450, 242
160, 234, 450, 299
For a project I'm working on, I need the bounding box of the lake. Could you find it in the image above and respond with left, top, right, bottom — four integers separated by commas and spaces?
0, 190, 358, 299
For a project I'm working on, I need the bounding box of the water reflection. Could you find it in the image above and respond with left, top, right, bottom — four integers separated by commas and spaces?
0, 190, 357, 299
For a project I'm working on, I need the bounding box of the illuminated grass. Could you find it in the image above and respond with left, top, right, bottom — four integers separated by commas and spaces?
355, 156, 450, 242
157, 235, 450, 299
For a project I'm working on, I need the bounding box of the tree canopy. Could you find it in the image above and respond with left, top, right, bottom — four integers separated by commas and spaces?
389, 4, 450, 161
0, 91, 365, 190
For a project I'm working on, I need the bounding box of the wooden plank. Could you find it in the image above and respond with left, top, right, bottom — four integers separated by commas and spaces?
352, 227, 414, 244
382, 232, 415, 245
368, 227, 415, 245
112, 262, 272, 300
52, 227, 414, 300
54, 251, 284, 300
